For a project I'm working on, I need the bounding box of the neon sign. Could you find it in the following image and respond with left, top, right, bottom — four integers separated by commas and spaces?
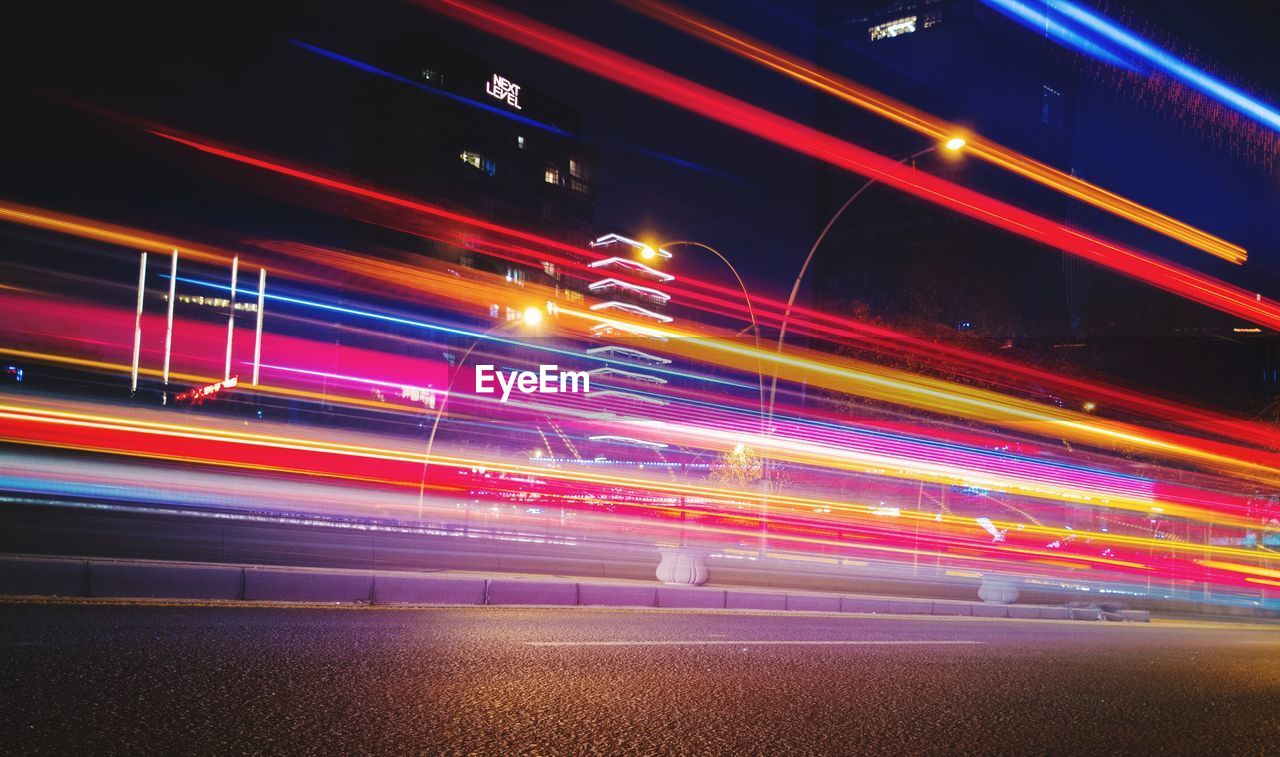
485, 73, 522, 110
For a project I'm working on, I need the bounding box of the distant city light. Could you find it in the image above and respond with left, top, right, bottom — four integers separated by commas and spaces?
522, 305, 544, 326
945, 137, 966, 151
869, 16, 917, 41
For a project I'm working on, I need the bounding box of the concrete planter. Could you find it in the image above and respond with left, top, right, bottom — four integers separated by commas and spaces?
978, 577, 1019, 604
656, 548, 709, 586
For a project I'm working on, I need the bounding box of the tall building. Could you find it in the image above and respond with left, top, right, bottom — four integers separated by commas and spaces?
362, 31, 597, 249
808, 0, 1280, 411
337, 30, 605, 450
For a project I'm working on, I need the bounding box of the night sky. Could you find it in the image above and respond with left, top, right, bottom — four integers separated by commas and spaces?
1, 0, 1277, 299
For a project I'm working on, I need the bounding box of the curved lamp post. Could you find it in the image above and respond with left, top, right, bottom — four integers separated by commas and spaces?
654, 239, 771, 573
657, 240, 766, 429
765, 138, 965, 425
758, 138, 963, 556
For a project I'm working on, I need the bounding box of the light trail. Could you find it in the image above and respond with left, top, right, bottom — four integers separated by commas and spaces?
12, 290, 1248, 531
619, 0, 1246, 264
0, 398, 1274, 591
144, 270, 1280, 493
7, 195, 1276, 453
980, 0, 1280, 134
559, 304, 1280, 486
5, 201, 1274, 496
416, 0, 1280, 331
6, 193, 1280, 500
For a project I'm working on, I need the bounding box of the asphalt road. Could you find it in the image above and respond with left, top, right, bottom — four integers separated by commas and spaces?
2, 604, 1278, 755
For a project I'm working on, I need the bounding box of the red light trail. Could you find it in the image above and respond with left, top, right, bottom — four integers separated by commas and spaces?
416, 0, 1280, 332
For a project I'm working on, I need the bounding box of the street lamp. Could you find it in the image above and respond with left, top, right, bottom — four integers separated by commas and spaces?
766, 138, 967, 424
655, 239, 772, 558
759, 138, 965, 553
602, 234, 771, 571
416, 303, 545, 520
655, 240, 764, 411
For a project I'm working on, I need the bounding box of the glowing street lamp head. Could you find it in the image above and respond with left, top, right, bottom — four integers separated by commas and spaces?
640, 245, 658, 260
522, 305, 544, 327
944, 137, 967, 151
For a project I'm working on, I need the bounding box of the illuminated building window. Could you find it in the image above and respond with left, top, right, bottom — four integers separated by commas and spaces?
554, 285, 583, 303
505, 266, 526, 286
517, 135, 525, 149
542, 261, 557, 277
869, 15, 917, 41
460, 150, 495, 176
921, 10, 942, 29
421, 68, 443, 85
505, 306, 520, 321
544, 165, 561, 185
569, 157, 593, 194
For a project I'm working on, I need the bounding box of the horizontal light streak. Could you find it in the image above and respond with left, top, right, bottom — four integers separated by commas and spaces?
623, 0, 1245, 263
420, 0, 1280, 329
558, 305, 1280, 485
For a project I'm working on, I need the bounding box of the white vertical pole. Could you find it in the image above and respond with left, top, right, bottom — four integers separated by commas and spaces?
224, 255, 238, 381
252, 267, 266, 385
162, 249, 178, 385
131, 252, 148, 394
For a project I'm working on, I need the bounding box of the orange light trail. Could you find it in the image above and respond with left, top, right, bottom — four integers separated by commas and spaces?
5, 397, 1272, 582
8, 172, 1276, 455
559, 305, 1280, 487
620, 0, 1246, 264
5, 195, 1280, 489
418, 0, 1280, 332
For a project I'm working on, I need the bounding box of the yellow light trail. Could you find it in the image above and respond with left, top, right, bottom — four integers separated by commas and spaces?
0, 400, 1155, 575
620, 0, 1246, 264
559, 306, 1280, 486
2, 196, 1270, 481
1200, 560, 1280, 581
5, 339, 1255, 529
0, 398, 1271, 568
3, 202, 1274, 515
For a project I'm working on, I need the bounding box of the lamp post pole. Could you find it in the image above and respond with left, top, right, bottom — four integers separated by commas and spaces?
658, 240, 772, 558
416, 306, 544, 522
659, 240, 765, 429
761, 139, 960, 560
765, 144, 952, 425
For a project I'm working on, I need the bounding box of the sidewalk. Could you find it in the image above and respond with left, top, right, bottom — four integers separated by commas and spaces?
0, 553, 1149, 622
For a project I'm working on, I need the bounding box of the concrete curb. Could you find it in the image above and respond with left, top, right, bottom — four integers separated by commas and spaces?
90, 561, 242, 600
244, 568, 373, 603
0, 555, 1152, 621
487, 578, 579, 606
0, 556, 85, 597
373, 575, 487, 605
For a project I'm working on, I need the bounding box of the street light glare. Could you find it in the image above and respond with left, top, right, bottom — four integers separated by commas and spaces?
945, 137, 966, 151
640, 245, 657, 260
522, 305, 544, 326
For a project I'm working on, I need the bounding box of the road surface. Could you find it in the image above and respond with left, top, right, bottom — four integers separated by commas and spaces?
2, 603, 1278, 754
